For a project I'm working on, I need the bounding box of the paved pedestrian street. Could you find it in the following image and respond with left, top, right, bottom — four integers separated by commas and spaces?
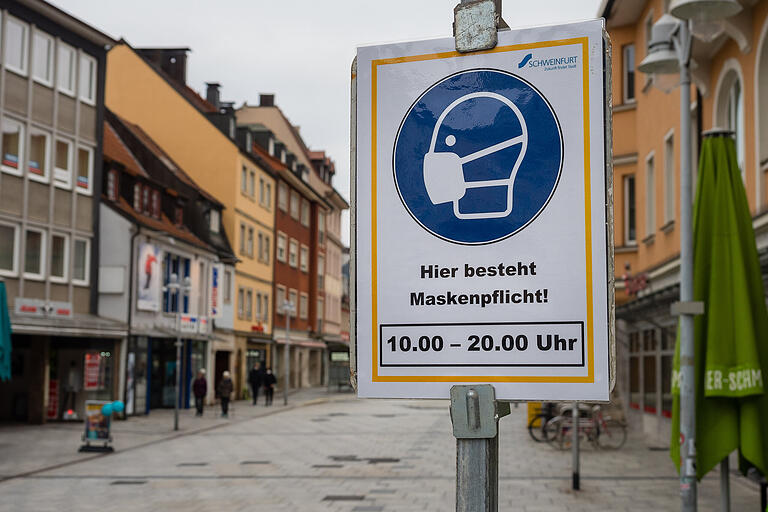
0, 391, 761, 511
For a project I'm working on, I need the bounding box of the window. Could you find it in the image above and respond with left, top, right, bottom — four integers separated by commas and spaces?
241, 166, 248, 193
664, 132, 675, 223
142, 186, 150, 215
726, 78, 745, 178
623, 44, 635, 102
288, 289, 298, 317
152, 191, 162, 219
624, 175, 636, 245
299, 293, 308, 320
76, 146, 93, 194
288, 239, 298, 268
256, 292, 263, 321
263, 235, 270, 264
2, 118, 24, 175
50, 233, 68, 282
318, 211, 325, 245
54, 139, 72, 188
57, 44, 76, 95
5, 17, 28, 76
247, 227, 254, 257
248, 170, 255, 198
300, 245, 309, 272
73, 238, 90, 285
32, 31, 54, 86
133, 183, 141, 211
276, 285, 286, 314
209, 209, 220, 233
79, 54, 97, 104
300, 199, 310, 227
239, 223, 246, 254
237, 288, 245, 319
24, 228, 45, 279
259, 177, 265, 205
290, 190, 300, 220
317, 298, 324, 332
28, 129, 50, 182
258, 232, 264, 262
162, 254, 189, 313
245, 289, 253, 320
278, 181, 288, 211
0, 223, 19, 276
265, 183, 272, 209
318, 254, 325, 289
645, 153, 655, 237
223, 270, 232, 304
277, 232, 287, 262
262, 294, 269, 322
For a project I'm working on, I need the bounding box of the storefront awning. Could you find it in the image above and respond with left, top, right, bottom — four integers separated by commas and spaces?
11, 313, 128, 338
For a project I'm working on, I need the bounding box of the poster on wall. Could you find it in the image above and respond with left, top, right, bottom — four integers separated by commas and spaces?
83, 352, 104, 391
209, 264, 223, 319
137, 243, 162, 312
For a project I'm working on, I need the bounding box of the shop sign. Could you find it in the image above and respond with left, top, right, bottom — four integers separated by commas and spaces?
14, 298, 73, 318
251, 322, 265, 333
47, 379, 59, 419
83, 400, 111, 441
137, 243, 162, 312
353, 20, 612, 400
180, 315, 198, 333
198, 316, 209, 334
83, 353, 104, 391
209, 264, 223, 319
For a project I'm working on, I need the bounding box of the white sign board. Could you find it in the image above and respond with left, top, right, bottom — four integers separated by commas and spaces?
354, 20, 612, 401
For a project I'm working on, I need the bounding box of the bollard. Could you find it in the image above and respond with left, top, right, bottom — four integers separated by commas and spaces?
450, 385, 510, 512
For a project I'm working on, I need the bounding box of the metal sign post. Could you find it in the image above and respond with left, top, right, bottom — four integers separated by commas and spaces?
572, 401, 580, 490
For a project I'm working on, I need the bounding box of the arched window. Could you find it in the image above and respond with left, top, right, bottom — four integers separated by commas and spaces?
715, 64, 745, 180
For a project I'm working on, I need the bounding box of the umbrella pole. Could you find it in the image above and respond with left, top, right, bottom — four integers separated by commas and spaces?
719, 458, 730, 512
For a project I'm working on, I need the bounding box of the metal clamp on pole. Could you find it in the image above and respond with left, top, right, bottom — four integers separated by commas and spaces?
453, 0, 508, 53
450, 385, 511, 511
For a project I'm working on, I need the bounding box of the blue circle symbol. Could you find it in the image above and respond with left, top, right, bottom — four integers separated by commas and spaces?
393, 69, 563, 245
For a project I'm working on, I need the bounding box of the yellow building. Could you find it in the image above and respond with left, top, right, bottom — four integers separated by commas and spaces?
105, 44, 276, 399
602, 0, 768, 445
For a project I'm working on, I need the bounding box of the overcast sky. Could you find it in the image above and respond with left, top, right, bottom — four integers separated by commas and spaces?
53, 0, 603, 244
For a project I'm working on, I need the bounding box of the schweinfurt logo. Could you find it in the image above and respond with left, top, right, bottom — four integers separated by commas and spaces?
519, 52, 578, 72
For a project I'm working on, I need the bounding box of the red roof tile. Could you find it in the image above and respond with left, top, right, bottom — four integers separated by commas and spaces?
103, 122, 149, 177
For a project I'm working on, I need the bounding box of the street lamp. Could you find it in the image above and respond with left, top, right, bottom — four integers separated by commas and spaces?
282, 300, 295, 406
163, 272, 191, 431
638, 2, 741, 511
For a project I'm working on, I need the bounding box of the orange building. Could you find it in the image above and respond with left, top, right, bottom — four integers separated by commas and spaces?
602, 0, 768, 445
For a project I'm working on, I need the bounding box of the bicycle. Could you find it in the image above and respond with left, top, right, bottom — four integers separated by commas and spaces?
527, 402, 556, 442
544, 404, 627, 450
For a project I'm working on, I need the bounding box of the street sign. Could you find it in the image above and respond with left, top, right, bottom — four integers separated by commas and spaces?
353, 19, 613, 400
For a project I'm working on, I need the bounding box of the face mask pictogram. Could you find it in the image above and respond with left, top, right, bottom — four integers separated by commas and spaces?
422, 92, 528, 220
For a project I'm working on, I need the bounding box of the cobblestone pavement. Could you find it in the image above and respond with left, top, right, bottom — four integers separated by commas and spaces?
0, 394, 761, 511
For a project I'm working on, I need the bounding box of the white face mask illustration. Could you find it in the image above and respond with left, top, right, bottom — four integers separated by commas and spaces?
422, 92, 528, 220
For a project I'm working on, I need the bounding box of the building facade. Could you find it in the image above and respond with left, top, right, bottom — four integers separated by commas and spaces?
104, 44, 277, 399
0, 0, 120, 423
99, 110, 235, 413
602, 0, 768, 445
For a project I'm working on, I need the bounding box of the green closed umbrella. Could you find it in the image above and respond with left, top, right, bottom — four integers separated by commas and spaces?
670, 133, 768, 481
0, 281, 11, 382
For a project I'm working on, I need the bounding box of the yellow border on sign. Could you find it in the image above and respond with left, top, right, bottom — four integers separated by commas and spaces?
371, 37, 595, 383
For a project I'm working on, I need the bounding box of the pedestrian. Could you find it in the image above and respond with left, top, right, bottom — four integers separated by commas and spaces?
217, 370, 233, 418
61, 360, 80, 419
192, 369, 207, 417
264, 368, 276, 406
248, 362, 264, 405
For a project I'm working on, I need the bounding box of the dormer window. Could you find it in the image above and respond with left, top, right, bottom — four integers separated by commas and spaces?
210, 209, 220, 233
107, 170, 118, 201
175, 205, 183, 226
133, 182, 141, 211
151, 190, 160, 219
280, 150, 286, 164
142, 186, 150, 215
268, 137, 275, 157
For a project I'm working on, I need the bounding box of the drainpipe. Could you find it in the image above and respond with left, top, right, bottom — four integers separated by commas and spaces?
124, 226, 140, 414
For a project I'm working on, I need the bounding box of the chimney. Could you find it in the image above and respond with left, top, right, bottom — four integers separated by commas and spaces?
259, 94, 275, 107
206, 83, 221, 109
136, 48, 189, 85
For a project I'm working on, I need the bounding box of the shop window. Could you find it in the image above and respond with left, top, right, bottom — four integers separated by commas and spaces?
76, 146, 93, 194
1, 118, 24, 175
629, 332, 640, 409
278, 181, 288, 211
0, 223, 19, 276
5, 16, 28, 76
24, 228, 45, 279
643, 329, 657, 414
54, 139, 73, 188
299, 293, 308, 320
32, 30, 54, 86
28, 129, 50, 182
300, 245, 309, 272
79, 54, 97, 105
57, 44, 76, 95
661, 328, 676, 417
50, 233, 68, 282
277, 233, 286, 262
73, 238, 89, 285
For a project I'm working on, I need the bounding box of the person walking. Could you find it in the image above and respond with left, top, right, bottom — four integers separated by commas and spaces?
248, 363, 264, 405
217, 371, 233, 418
264, 368, 277, 406
192, 369, 207, 417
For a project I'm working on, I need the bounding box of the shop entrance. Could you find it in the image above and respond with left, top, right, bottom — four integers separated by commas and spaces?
149, 338, 178, 409
214, 350, 230, 398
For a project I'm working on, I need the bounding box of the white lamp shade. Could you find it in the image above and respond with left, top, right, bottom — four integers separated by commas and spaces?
638, 48, 680, 74
670, 0, 742, 22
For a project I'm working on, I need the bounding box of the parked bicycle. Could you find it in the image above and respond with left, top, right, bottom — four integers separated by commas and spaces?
527, 402, 557, 442
544, 404, 627, 450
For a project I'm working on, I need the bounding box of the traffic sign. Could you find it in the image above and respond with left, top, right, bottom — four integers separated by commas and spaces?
352, 19, 613, 400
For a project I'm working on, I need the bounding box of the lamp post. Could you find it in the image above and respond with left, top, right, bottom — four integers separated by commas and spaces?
638, 1, 741, 510
163, 272, 191, 431
282, 300, 295, 406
